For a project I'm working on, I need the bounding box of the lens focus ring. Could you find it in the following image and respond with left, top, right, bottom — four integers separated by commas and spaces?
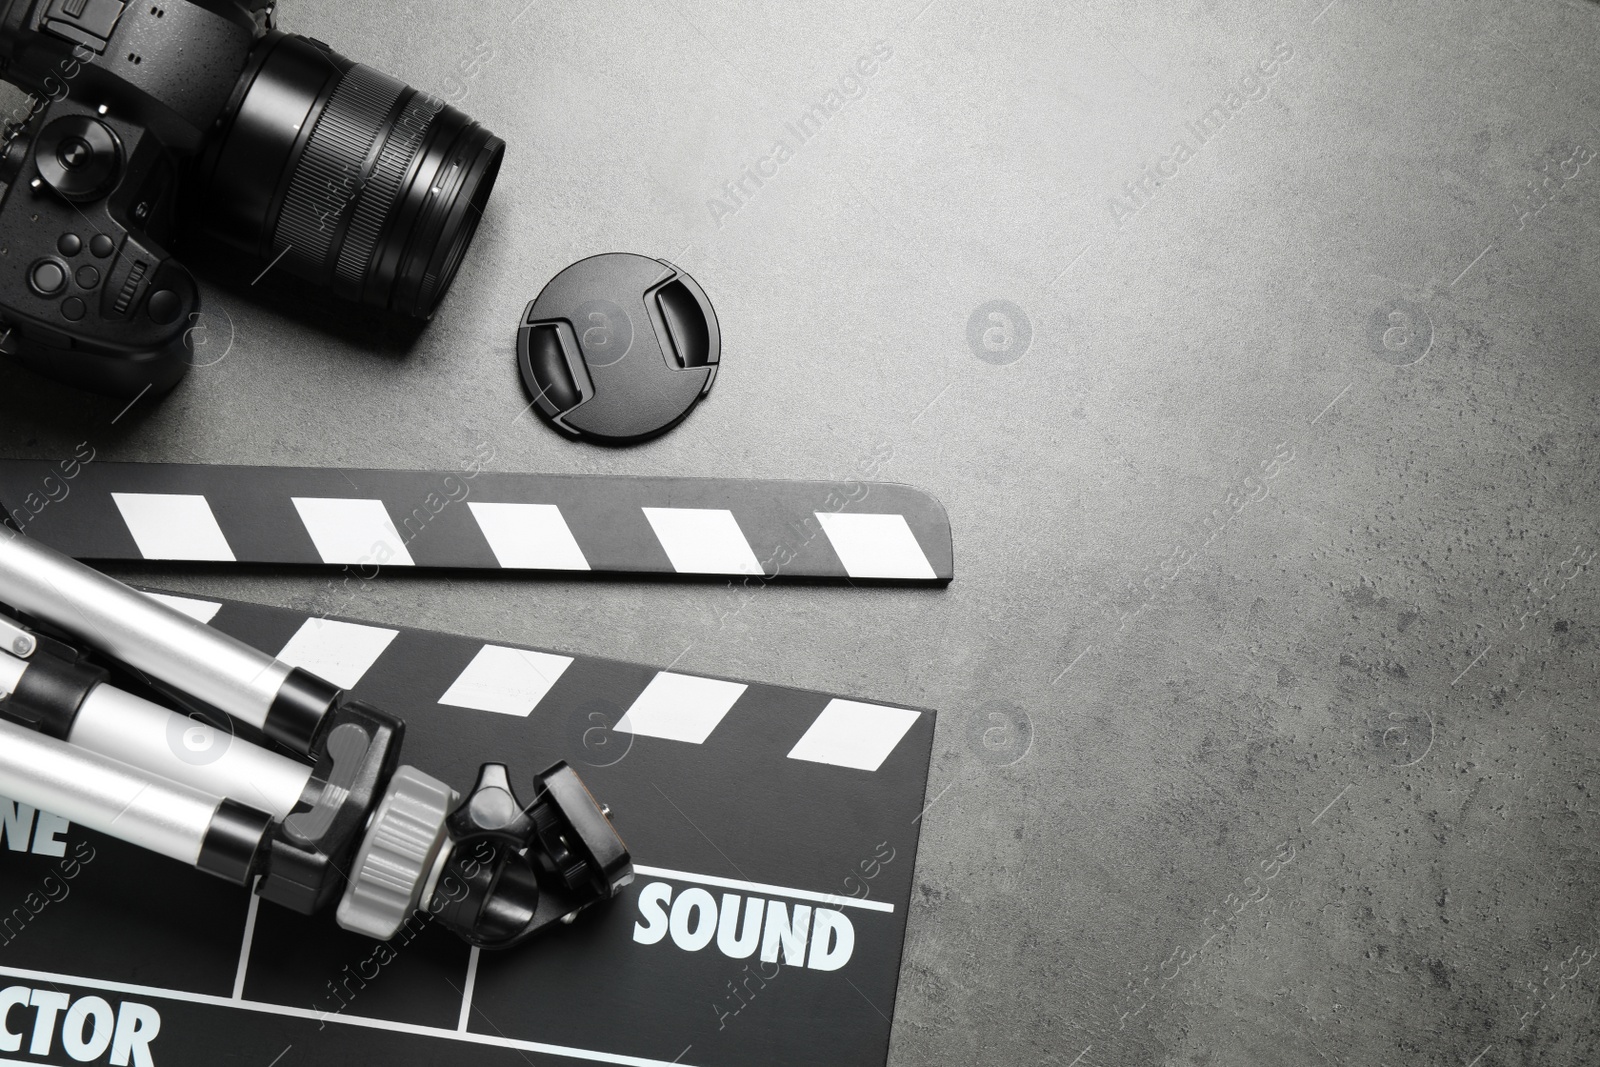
202, 33, 504, 317
273, 63, 406, 279
334, 89, 437, 295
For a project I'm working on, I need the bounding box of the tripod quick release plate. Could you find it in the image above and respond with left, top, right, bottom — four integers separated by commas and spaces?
255, 698, 405, 916
429, 761, 633, 950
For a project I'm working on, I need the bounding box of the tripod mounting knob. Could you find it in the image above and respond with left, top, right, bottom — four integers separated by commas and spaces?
445, 762, 537, 844
335, 764, 459, 940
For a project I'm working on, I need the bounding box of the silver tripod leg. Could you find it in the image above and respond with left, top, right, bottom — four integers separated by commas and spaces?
0, 718, 231, 866
0, 526, 293, 733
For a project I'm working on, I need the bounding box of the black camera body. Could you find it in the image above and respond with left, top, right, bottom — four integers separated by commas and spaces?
0, 1, 503, 396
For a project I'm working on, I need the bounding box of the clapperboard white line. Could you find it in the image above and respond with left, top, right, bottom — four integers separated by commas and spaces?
456, 947, 481, 1033
232, 888, 263, 1000
0, 963, 708, 1067
631, 865, 896, 914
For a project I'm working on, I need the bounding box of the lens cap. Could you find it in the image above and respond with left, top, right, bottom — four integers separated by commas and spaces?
517, 253, 720, 444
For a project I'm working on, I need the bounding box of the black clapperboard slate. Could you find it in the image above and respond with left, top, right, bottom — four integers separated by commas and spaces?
0, 592, 935, 1067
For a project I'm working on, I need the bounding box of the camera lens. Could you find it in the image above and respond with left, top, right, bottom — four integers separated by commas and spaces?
197, 33, 504, 318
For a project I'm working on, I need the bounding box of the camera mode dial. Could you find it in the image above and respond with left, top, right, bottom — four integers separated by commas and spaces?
34, 117, 121, 203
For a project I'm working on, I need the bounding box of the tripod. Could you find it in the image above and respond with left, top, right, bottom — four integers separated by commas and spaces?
0, 525, 632, 948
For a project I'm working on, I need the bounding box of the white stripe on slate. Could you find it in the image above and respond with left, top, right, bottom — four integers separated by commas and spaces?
631, 865, 896, 914
814, 512, 936, 580
0, 960, 703, 1067
141, 592, 224, 625
467, 502, 590, 570
615, 672, 748, 744
787, 699, 921, 771
438, 645, 575, 717
111, 493, 236, 562
640, 507, 763, 575
291, 497, 415, 567
276, 618, 399, 690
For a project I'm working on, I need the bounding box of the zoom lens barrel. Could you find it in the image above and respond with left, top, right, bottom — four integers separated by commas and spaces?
196, 33, 504, 318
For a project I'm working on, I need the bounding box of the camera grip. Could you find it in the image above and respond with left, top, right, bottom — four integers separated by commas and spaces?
0, 222, 201, 398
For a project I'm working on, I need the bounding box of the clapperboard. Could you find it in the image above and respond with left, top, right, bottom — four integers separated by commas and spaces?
0, 591, 935, 1067
0, 463, 953, 584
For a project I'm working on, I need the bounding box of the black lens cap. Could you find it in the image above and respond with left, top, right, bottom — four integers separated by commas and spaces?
517, 253, 720, 444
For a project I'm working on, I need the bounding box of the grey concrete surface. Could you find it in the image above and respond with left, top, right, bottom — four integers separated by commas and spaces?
3, 0, 1599, 1064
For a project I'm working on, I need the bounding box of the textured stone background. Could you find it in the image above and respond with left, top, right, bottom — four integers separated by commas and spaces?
2, 1, 1599, 1064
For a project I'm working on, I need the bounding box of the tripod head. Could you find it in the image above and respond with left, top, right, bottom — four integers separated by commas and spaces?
0, 525, 633, 947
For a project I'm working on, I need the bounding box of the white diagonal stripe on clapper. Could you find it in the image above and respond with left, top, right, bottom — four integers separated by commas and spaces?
111, 493, 236, 561
787, 699, 921, 771
467, 501, 590, 570
640, 507, 763, 575
291, 497, 415, 566
814, 512, 936, 580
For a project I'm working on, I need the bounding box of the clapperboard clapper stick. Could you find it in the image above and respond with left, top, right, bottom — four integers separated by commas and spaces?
0, 526, 634, 950
0, 462, 954, 583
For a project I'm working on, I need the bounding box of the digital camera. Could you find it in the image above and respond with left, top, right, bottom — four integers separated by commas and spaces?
0, 0, 504, 396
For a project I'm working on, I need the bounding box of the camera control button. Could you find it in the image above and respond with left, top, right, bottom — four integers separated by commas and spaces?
60, 297, 86, 321
29, 260, 67, 297
147, 289, 181, 325
89, 234, 115, 258
57, 234, 82, 257
74, 266, 100, 290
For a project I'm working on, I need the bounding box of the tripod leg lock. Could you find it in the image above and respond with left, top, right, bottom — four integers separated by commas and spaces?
254, 696, 405, 915
0, 632, 107, 738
